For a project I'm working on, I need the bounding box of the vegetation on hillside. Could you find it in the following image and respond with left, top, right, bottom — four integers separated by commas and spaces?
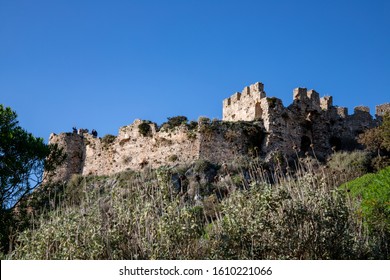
358, 113, 390, 170
4, 153, 389, 260
341, 166, 390, 256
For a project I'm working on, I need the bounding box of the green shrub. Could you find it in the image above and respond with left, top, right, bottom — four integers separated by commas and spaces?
210, 176, 358, 259
186, 130, 197, 140
187, 121, 198, 130
371, 156, 390, 171
198, 116, 210, 125
193, 159, 217, 173
168, 116, 188, 127
102, 134, 116, 145
267, 97, 278, 108
138, 122, 151, 137
327, 151, 370, 182
168, 155, 178, 162
160, 116, 188, 131
341, 166, 390, 258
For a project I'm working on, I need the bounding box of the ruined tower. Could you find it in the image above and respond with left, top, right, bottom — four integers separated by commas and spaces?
222, 81, 384, 159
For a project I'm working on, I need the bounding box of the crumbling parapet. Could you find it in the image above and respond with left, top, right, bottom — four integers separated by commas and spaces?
232, 92, 241, 102
222, 82, 266, 121
250, 82, 265, 93
118, 119, 158, 140
336, 107, 348, 118
293, 87, 308, 101
349, 106, 373, 129
293, 88, 321, 111
222, 81, 384, 158
376, 103, 390, 117
223, 97, 231, 107
48, 118, 266, 182
320, 96, 333, 110
354, 106, 370, 114
307, 90, 320, 104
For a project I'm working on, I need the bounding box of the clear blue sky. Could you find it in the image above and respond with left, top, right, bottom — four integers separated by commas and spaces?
1, 0, 389, 141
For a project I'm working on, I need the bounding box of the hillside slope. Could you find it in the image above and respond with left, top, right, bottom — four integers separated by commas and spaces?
8, 159, 390, 260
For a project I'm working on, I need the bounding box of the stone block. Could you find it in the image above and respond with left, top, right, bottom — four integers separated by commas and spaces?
250, 82, 264, 93
354, 106, 370, 114
293, 87, 307, 101
376, 103, 390, 117
320, 96, 333, 110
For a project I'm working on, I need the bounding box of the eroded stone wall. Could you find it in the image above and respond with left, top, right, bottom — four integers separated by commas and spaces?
48, 81, 388, 182
48, 117, 266, 182
222, 82, 266, 121
376, 103, 390, 117
47, 132, 85, 182
82, 119, 201, 176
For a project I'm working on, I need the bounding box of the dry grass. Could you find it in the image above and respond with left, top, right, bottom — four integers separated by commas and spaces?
7, 154, 388, 260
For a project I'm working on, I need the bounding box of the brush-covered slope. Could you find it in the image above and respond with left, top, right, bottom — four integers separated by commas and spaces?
8, 158, 390, 260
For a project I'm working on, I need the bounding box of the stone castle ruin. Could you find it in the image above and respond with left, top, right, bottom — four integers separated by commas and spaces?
48, 82, 389, 182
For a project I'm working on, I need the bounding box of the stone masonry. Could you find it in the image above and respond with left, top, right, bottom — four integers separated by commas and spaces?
48, 82, 389, 182
223, 82, 389, 159
376, 103, 390, 118
47, 118, 262, 182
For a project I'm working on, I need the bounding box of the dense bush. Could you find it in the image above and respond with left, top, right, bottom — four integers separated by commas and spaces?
138, 122, 151, 137
187, 121, 198, 130
160, 116, 188, 131
358, 113, 390, 171
326, 151, 370, 185
341, 166, 390, 258
101, 134, 116, 145
168, 116, 188, 127
358, 113, 390, 156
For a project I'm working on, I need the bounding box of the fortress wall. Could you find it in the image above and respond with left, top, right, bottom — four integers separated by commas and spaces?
376, 103, 390, 117
48, 119, 266, 182
81, 121, 201, 176
47, 133, 85, 182
320, 96, 333, 110
198, 120, 264, 163
47, 81, 387, 181
48, 120, 202, 181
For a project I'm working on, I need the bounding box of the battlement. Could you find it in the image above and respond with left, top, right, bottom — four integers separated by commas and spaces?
250, 82, 264, 93
307, 90, 320, 103
223, 82, 266, 106
293, 87, 308, 101
223, 82, 339, 121
336, 107, 348, 118
354, 106, 370, 114
292, 87, 323, 112
320, 96, 333, 110
222, 82, 266, 121
376, 103, 390, 117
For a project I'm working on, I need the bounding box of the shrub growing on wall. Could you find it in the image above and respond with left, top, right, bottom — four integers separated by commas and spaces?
102, 134, 116, 145
167, 116, 188, 128
138, 122, 151, 137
